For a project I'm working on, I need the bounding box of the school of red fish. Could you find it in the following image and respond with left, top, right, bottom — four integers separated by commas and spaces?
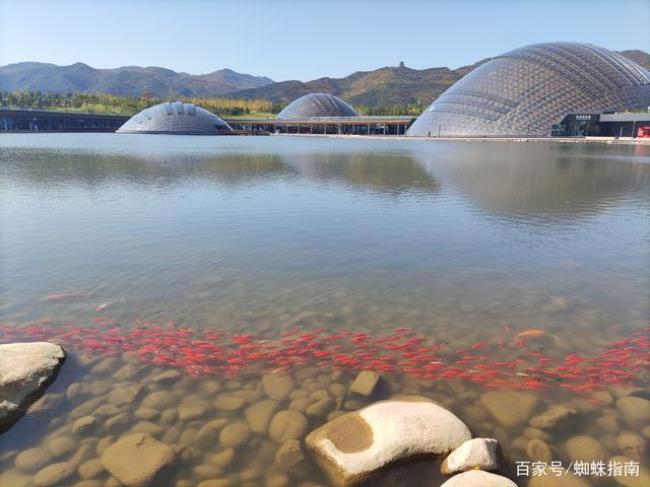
0, 319, 647, 395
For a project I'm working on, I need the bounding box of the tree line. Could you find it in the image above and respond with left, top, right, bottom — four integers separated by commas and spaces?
1, 91, 423, 117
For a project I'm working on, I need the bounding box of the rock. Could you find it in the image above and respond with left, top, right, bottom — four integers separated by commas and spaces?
95, 404, 122, 417
151, 370, 181, 383
266, 474, 289, 487
269, 411, 308, 444
101, 433, 175, 487
114, 364, 139, 381
160, 408, 177, 425
305, 397, 471, 486
245, 400, 279, 434
79, 458, 105, 479
275, 439, 308, 474
131, 421, 164, 436
289, 397, 311, 413
134, 408, 159, 421
197, 480, 235, 487
28, 392, 64, 413
141, 391, 176, 410
214, 395, 245, 411
527, 469, 591, 487
616, 433, 646, 460
219, 422, 251, 448
440, 470, 516, 486
207, 448, 234, 468
193, 464, 222, 479
480, 391, 540, 428
90, 357, 119, 375
47, 436, 76, 458
608, 455, 650, 487
70, 397, 104, 419
0, 342, 66, 430
522, 427, 551, 441
33, 462, 75, 486
109, 384, 143, 407
105, 412, 130, 433
14, 447, 52, 473
178, 401, 209, 421
441, 438, 498, 474
526, 438, 552, 462
263, 373, 295, 401
565, 435, 609, 462
349, 371, 380, 397
596, 414, 620, 434
616, 397, 650, 427
72, 416, 97, 435
74, 481, 104, 487
328, 383, 347, 398
529, 404, 577, 429
0, 468, 32, 487
306, 397, 336, 418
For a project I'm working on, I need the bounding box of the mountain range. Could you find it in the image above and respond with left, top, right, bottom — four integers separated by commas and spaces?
1, 49, 648, 108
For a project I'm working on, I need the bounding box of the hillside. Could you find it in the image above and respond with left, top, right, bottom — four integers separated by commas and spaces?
0, 62, 274, 97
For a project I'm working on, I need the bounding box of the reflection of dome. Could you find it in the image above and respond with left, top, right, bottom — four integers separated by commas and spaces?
277, 93, 358, 119
117, 101, 232, 134
407, 42, 650, 137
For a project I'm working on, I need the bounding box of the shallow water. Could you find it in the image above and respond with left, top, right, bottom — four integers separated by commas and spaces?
0, 134, 648, 486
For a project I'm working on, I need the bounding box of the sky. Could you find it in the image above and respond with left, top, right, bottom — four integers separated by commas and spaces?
0, 0, 648, 81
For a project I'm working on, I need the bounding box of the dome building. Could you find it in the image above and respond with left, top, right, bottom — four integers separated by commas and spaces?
117, 101, 232, 134
277, 93, 358, 119
407, 42, 650, 137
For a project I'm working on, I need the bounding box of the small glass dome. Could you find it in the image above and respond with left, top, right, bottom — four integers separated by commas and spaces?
277, 93, 358, 119
117, 101, 232, 134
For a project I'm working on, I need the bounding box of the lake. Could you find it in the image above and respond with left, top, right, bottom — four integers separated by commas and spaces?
1, 134, 648, 486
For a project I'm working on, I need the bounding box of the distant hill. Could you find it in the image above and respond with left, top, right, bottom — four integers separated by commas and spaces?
1, 49, 647, 108
0, 62, 274, 97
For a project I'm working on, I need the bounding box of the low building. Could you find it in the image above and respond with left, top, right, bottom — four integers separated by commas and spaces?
552, 112, 650, 138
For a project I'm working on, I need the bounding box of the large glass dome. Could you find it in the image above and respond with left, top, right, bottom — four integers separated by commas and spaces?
117, 101, 232, 134
407, 42, 650, 137
277, 93, 358, 119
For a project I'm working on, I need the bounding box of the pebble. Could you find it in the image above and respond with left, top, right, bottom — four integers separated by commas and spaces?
114, 364, 139, 381
72, 416, 97, 435
245, 400, 279, 434
219, 422, 251, 448
269, 411, 308, 444
266, 474, 289, 487
289, 397, 310, 413
15, 447, 52, 473
160, 408, 178, 425
306, 397, 335, 418
275, 439, 307, 474
33, 462, 75, 487
141, 391, 176, 410
214, 395, 246, 411
194, 464, 222, 479
328, 383, 346, 398
564, 435, 609, 462
522, 427, 551, 441
262, 373, 295, 401
151, 370, 181, 383
131, 420, 164, 437
197, 480, 235, 487
480, 391, 540, 428
441, 438, 499, 474
104, 413, 130, 433
596, 414, 620, 434
439, 470, 517, 486
527, 469, 591, 486
615, 433, 646, 460
616, 396, 650, 427
108, 384, 142, 407
78, 458, 105, 479
207, 448, 235, 468
526, 438, 553, 462
134, 408, 159, 421
178, 401, 209, 421
47, 436, 77, 458
529, 404, 577, 429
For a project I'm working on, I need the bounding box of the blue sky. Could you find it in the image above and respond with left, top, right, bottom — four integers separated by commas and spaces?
0, 0, 647, 81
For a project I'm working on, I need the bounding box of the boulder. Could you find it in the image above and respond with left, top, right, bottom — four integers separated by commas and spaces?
244, 400, 279, 434
440, 471, 516, 486
480, 391, 539, 428
269, 411, 308, 444
101, 433, 175, 487
0, 342, 66, 431
441, 438, 499, 474
305, 397, 471, 486
616, 396, 650, 427
349, 371, 380, 397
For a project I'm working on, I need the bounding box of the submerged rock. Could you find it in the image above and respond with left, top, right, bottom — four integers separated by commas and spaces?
0, 342, 66, 431
101, 433, 175, 487
305, 397, 471, 486
529, 404, 577, 429
269, 411, 308, 444
349, 371, 381, 397
441, 438, 499, 474
564, 435, 609, 462
33, 462, 75, 487
616, 396, 650, 427
480, 391, 539, 428
440, 470, 517, 486
262, 372, 295, 401
245, 399, 279, 434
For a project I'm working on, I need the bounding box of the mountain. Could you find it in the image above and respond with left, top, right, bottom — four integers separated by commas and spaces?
1, 49, 647, 107
617, 50, 650, 69
0, 62, 274, 97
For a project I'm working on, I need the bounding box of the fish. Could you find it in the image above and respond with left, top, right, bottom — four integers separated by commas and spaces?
41, 291, 93, 302
517, 329, 547, 339
95, 298, 125, 312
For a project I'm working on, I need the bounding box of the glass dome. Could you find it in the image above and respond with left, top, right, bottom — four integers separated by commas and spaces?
277, 93, 358, 119
407, 42, 650, 137
117, 101, 232, 134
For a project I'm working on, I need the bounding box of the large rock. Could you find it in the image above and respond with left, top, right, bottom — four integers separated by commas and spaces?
269, 410, 308, 444
101, 433, 175, 486
480, 391, 539, 428
616, 396, 650, 427
441, 438, 499, 474
349, 371, 380, 397
564, 435, 609, 462
0, 342, 66, 431
440, 471, 517, 486
262, 372, 295, 401
305, 397, 471, 486
529, 404, 577, 429
244, 399, 279, 434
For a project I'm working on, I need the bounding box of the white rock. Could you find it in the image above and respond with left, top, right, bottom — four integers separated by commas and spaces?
0, 342, 66, 430
441, 438, 499, 474
440, 470, 517, 486
305, 396, 471, 486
